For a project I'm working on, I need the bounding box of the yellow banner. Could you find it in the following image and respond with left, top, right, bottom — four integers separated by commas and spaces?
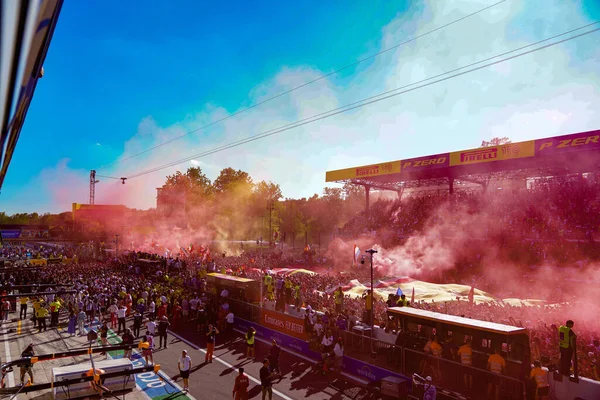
28, 259, 47, 266
325, 160, 401, 182
449, 140, 535, 166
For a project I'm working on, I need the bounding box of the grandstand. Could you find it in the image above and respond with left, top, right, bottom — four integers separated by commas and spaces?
326, 129, 600, 210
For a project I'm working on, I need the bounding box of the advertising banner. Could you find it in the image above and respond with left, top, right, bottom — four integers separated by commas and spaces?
401, 153, 449, 171
342, 356, 411, 386
259, 308, 308, 340
534, 129, 600, 156
235, 316, 410, 387
449, 140, 535, 166
326, 161, 402, 182
28, 259, 47, 266
0, 229, 21, 239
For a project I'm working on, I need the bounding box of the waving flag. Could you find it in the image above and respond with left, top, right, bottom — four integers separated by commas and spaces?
396, 287, 403, 296
353, 245, 361, 265
468, 285, 475, 305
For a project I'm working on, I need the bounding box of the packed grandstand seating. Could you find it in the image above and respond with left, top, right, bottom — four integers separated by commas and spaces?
340, 176, 600, 262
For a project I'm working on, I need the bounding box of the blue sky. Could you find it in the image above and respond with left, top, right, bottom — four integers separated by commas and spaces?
1, 0, 600, 213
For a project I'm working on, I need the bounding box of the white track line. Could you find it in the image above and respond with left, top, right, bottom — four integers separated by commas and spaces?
231, 327, 369, 386
168, 330, 293, 400
2, 321, 15, 387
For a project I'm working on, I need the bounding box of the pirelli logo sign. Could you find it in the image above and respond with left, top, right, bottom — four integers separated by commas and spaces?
325, 161, 401, 182
450, 141, 535, 166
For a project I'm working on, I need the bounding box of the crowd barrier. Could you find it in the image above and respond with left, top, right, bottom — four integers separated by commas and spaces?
226, 296, 526, 399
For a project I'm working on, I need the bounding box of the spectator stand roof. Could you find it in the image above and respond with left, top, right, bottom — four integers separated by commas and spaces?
325, 129, 600, 192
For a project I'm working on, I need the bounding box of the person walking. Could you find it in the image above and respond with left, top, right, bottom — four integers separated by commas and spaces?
530, 360, 550, 400
99, 322, 109, 356
260, 358, 274, 400
117, 305, 127, 334
19, 296, 29, 320
122, 328, 134, 359
132, 311, 142, 338
139, 335, 153, 366
268, 340, 281, 375
232, 367, 249, 400
178, 350, 192, 392
205, 324, 219, 363
19, 344, 35, 386
77, 308, 86, 336
36, 304, 48, 332
67, 311, 77, 336
245, 327, 256, 359
158, 316, 170, 349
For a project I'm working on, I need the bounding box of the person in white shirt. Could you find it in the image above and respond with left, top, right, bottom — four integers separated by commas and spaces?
107, 303, 118, 329
178, 350, 192, 392
117, 306, 127, 334
321, 331, 334, 353
148, 301, 156, 320
226, 311, 235, 333
333, 338, 344, 371
146, 320, 156, 337
313, 321, 324, 337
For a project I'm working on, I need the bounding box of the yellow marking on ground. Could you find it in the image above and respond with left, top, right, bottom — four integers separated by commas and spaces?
17, 320, 21, 334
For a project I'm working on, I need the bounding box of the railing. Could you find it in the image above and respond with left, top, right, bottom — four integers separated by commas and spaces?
218, 295, 526, 399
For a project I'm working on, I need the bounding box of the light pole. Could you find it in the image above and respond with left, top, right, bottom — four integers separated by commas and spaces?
267, 200, 274, 247
365, 248, 378, 359
115, 234, 120, 258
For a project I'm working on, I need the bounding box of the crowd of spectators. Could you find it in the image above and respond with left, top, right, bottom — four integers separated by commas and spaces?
339, 176, 600, 266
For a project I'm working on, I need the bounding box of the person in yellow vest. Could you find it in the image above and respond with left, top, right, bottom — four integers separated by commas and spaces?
333, 286, 343, 313
263, 274, 272, 297
245, 327, 256, 359
530, 360, 549, 400
84, 368, 106, 396
293, 283, 301, 309
49, 299, 61, 327
457, 339, 473, 392
32, 299, 41, 328
558, 320, 576, 377
396, 294, 409, 307
487, 347, 506, 400
266, 283, 274, 301
35, 305, 48, 332
19, 296, 29, 320
284, 278, 292, 304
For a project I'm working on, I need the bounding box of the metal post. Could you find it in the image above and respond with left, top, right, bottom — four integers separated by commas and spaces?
268, 201, 273, 247
366, 249, 378, 359
115, 235, 119, 258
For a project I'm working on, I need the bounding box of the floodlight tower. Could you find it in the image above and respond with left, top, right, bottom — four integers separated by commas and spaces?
89, 170, 99, 205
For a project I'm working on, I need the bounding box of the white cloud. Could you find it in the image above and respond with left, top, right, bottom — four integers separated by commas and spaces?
15, 0, 600, 212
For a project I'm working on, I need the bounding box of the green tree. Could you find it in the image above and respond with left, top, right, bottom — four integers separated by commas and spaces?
213, 168, 253, 194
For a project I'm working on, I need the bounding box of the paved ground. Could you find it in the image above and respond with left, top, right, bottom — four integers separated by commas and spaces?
0, 310, 384, 400
0, 314, 149, 400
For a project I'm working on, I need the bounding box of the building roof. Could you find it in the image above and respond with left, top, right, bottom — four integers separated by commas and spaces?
388, 306, 528, 336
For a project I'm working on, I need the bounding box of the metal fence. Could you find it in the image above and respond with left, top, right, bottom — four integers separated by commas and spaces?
220, 295, 526, 399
